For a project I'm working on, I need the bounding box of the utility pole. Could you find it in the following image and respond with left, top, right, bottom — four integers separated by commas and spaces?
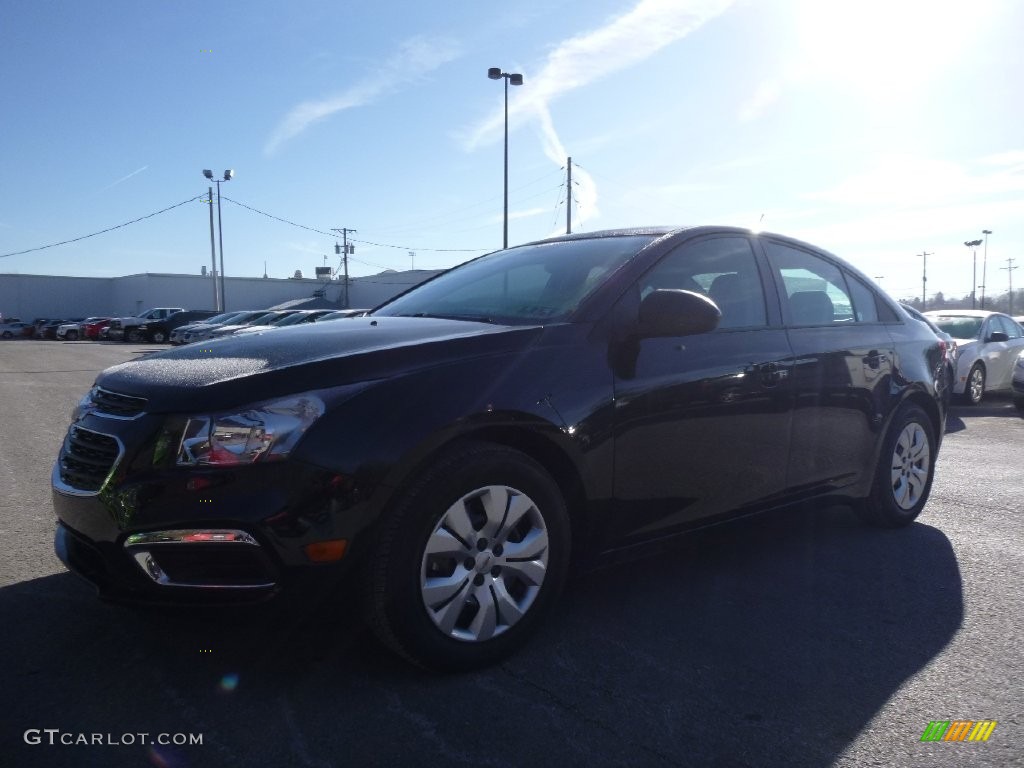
566, 156, 572, 234
333, 228, 356, 308
206, 186, 220, 310
1001, 258, 1018, 315
918, 251, 932, 310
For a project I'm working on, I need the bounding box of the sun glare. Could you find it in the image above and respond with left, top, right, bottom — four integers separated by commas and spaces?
794, 0, 983, 96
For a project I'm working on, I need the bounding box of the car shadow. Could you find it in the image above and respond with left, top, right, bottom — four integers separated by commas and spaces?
1, 505, 962, 768
946, 392, 1019, 432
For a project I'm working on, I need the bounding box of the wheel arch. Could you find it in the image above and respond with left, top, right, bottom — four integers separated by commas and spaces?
852, 386, 943, 501
382, 424, 593, 559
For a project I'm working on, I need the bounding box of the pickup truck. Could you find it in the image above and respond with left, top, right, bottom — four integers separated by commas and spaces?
106, 308, 185, 342
137, 310, 218, 343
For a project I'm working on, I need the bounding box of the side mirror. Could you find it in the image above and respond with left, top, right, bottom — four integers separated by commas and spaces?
987, 331, 1010, 343
638, 289, 721, 338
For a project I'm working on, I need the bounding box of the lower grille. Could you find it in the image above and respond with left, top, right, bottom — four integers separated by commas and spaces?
59, 426, 121, 492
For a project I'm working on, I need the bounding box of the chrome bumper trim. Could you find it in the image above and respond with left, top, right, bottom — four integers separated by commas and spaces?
123, 529, 275, 589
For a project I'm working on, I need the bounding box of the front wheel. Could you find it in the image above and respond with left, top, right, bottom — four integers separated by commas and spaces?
1, 331, 11, 339
125, 328, 143, 343
65, 330, 78, 341
364, 442, 570, 671
961, 363, 985, 405
150, 330, 167, 343
857, 403, 936, 528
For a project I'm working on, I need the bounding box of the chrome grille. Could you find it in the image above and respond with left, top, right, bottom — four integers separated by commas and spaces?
59, 426, 121, 492
92, 387, 147, 418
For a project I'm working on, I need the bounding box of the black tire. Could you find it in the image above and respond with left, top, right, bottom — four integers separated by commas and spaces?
150, 330, 167, 343
1, 331, 11, 339
961, 363, 985, 405
1015, 398, 1024, 414
857, 403, 936, 528
126, 328, 143, 343
65, 330, 78, 341
363, 442, 570, 672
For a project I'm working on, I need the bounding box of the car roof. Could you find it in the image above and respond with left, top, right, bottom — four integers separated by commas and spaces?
924, 309, 1000, 317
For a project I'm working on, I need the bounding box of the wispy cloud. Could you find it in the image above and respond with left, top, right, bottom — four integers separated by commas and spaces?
464, 0, 734, 151
265, 36, 461, 155
738, 79, 782, 122
463, 0, 734, 229
98, 165, 149, 192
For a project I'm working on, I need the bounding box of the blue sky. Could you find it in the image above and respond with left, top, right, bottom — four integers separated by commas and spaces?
2, 0, 1022, 303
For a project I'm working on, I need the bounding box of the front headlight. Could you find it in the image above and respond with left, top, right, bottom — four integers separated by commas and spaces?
71, 387, 97, 422
176, 394, 325, 466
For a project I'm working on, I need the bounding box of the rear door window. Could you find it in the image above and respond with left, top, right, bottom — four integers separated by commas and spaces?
845, 274, 880, 323
764, 242, 854, 326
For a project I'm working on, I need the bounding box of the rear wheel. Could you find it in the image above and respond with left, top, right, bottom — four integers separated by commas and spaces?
65, 330, 78, 341
857, 403, 936, 528
150, 330, 167, 343
961, 363, 985, 405
364, 442, 570, 671
126, 328, 143, 343
1, 331, 11, 339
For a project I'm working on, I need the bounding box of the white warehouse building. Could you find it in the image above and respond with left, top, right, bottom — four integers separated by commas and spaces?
0, 269, 442, 321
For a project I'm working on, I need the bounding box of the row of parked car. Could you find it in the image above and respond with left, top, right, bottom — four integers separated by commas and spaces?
900, 307, 1024, 409
0, 307, 367, 344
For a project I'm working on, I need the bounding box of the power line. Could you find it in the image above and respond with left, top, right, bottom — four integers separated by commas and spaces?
0, 196, 203, 259
350, 237, 486, 253
221, 196, 335, 237
371, 167, 563, 236
221, 195, 488, 255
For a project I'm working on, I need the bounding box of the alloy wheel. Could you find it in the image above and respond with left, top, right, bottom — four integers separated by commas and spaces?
968, 366, 984, 404
420, 484, 549, 643
890, 422, 930, 510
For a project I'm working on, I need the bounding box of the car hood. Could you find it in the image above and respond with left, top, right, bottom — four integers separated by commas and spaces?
95, 316, 543, 412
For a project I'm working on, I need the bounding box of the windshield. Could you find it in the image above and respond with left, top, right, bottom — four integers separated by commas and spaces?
204, 312, 243, 325
373, 235, 656, 324
933, 316, 983, 339
272, 312, 314, 326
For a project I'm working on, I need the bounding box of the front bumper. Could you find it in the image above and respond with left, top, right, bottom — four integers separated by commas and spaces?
51, 414, 372, 604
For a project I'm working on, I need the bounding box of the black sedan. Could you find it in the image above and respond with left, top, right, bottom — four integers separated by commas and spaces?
52, 226, 946, 671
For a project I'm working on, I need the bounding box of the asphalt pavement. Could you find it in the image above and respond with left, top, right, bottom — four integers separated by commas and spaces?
0, 339, 1021, 768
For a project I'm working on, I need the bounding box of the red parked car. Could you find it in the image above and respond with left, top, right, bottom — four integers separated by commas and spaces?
82, 318, 113, 340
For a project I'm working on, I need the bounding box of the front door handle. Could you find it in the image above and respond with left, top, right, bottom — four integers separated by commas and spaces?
757, 362, 787, 387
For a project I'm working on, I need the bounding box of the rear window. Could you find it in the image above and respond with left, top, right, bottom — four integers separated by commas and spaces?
932, 317, 983, 339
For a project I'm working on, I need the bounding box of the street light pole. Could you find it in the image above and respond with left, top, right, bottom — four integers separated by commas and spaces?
207, 186, 220, 310
965, 239, 982, 309
981, 229, 992, 309
488, 67, 523, 250
203, 169, 233, 309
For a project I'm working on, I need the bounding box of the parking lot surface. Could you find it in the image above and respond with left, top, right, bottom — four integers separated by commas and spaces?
1, 340, 1021, 767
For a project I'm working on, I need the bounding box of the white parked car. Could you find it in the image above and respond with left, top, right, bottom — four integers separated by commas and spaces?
925, 310, 1024, 404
